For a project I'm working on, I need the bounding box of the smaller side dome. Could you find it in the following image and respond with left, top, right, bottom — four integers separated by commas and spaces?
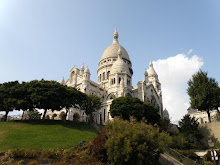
111, 47, 130, 75
144, 69, 148, 76
84, 67, 90, 74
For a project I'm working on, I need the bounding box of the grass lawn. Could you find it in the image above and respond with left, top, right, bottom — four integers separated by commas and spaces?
0, 120, 97, 152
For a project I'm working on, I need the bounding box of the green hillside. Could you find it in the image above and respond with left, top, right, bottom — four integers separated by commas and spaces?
0, 120, 97, 152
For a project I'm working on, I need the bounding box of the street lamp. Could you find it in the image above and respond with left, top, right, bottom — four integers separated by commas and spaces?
208, 139, 218, 165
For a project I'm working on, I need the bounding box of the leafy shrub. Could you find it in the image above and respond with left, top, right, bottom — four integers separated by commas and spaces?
105, 118, 171, 165
63, 149, 75, 159
40, 149, 62, 159
202, 160, 213, 165
27, 111, 41, 120
27, 160, 38, 165
5, 149, 40, 159
89, 132, 107, 163
171, 134, 188, 149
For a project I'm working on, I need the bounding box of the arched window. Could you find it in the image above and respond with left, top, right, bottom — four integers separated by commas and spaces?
107, 71, 110, 79
127, 79, 130, 86
119, 77, 121, 84
99, 74, 102, 82
113, 78, 115, 84
104, 109, 106, 122
103, 72, 105, 80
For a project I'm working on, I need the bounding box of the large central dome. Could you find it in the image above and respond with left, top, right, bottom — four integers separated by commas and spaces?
100, 44, 130, 62
99, 29, 131, 64
97, 29, 133, 85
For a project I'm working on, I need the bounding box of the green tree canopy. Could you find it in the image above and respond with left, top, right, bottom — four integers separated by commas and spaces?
0, 81, 31, 121
27, 80, 88, 119
0, 80, 89, 120
187, 70, 220, 122
110, 96, 161, 125
105, 118, 171, 165
81, 94, 101, 122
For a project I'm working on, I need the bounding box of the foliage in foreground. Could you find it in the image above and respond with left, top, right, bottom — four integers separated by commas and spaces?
0, 148, 102, 165
170, 114, 205, 150
104, 118, 171, 165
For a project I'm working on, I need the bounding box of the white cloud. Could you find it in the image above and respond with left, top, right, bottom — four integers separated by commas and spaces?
153, 54, 203, 123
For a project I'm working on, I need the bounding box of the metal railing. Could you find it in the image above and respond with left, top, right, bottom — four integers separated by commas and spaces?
164, 148, 198, 165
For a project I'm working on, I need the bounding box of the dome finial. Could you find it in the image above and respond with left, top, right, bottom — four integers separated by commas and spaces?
113, 28, 119, 44
149, 61, 153, 67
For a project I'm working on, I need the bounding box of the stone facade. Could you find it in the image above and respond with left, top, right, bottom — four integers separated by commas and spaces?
188, 108, 218, 124
60, 29, 163, 125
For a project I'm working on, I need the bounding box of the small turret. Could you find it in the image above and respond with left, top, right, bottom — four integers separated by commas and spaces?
70, 65, 76, 74
81, 64, 85, 75
84, 67, 90, 80
60, 77, 65, 85
144, 69, 149, 84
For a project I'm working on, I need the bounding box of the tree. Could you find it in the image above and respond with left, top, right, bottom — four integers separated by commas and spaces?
187, 70, 220, 122
178, 114, 204, 149
105, 118, 171, 165
110, 96, 161, 125
81, 94, 101, 122
0, 80, 90, 121
0, 81, 29, 121
27, 80, 76, 119
62, 87, 87, 120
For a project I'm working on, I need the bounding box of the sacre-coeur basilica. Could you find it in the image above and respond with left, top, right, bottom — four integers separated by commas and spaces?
45, 29, 165, 124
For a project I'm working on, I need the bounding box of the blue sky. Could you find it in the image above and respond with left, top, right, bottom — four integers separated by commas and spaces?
0, 0, 219, 121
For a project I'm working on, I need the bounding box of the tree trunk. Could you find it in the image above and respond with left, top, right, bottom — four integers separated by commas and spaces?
65, 109, 69, 121
207, 110, 211, 123
21, 111, 25, 120
43, 109, 47, 119
4, 111, 9, 121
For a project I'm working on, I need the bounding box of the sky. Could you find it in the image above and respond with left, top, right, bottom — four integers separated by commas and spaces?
0, 0, 219, 122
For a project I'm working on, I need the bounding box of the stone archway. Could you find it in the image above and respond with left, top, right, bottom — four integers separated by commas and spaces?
52, 113, 57, 120
107, 93, 116, 100
73, 113, 80, 122
45, 115, 50, 120
59, 111, 66, 120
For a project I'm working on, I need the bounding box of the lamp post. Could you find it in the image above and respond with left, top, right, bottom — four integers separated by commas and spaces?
208, 139, 217, 165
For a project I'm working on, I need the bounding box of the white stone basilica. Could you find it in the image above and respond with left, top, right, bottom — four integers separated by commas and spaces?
59, 29, 163, 125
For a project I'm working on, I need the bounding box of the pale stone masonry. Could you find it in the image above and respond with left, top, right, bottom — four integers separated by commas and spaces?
59, 29, 163, 125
